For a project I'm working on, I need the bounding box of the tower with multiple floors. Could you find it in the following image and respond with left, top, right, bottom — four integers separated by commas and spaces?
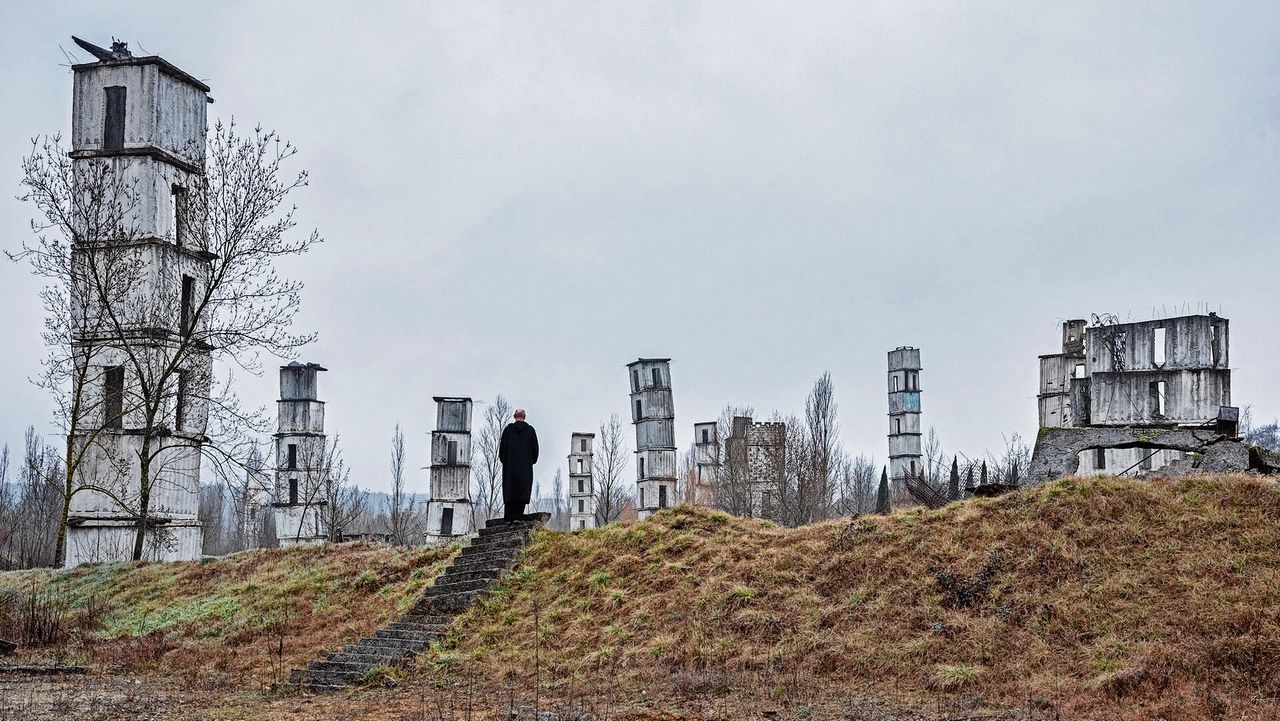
272, 362, 329, 546
627, 359, 676, 520
887, 347, 923, 499
63, 40, 213, 565
568, 432, 596, 530
426, 397, 474, 541
692, 422, 720, 506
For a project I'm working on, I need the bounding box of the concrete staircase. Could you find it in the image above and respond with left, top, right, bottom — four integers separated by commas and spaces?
283, 513, 549, 693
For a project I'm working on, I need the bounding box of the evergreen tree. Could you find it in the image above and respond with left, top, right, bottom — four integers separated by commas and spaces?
948, 457, 961, 500
875, 467, 890, 515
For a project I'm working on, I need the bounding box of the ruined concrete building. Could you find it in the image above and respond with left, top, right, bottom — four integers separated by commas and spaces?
426, 397, 474, 541
273, 363, 329, 546
568, 432, 596, 530
238, 447, 272, 546
627, 359, 676, 520
724, 416, 786, 517
1029, 313, 1255, 483
887, 347, 923, 498
63, 41, 212, 565
692, 421, 720, 506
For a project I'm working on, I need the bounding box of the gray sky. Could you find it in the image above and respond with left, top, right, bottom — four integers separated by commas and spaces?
2, 1, 1278, 494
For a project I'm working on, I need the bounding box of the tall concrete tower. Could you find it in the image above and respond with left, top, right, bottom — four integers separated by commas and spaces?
63, 40, 212, 566
627, 359, 676, 520
692, 422, 720, 506
273, 362, 329, 546
568, 432, 596, 530
426, 397, 474, 541
887, 347, 923, 499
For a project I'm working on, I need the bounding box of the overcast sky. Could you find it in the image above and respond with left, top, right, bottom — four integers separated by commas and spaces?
2, 1, 1278, 495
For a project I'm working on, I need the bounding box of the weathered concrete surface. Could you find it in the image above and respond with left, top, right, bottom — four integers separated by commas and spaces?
1028, 427, 1250, 484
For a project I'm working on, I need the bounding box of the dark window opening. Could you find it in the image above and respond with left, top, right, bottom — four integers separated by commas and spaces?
909, 459, 916, 477
580, 438, 587, 452
652, 368, 662, 387
1094, 448, 1106, 469
577, 499, 584, 513
440, 507, 454, 536
104, 366, 125, 429
639, 457, 645, 478
577, 479, 584, 494
659, 485, 668, 509
287, 443, 298, 470
180, 275, 195, 335
171, 186, 188, 247
174, 371, 187, 431
631, 369, 639, 391
634, 399, 642, 420
103, 86, 126, 150
639, 487, 645, 509
447, 440, 458, 465
579, 519, 585, 530
701, 428, 709, 444
1149, 381, 1167, 418
288, 478, 298, 505
1212, 322, 1223, 366
895, 418, 902, 434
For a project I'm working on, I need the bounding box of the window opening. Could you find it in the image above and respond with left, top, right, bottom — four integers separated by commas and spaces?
440, 507, 454, 536
104, 366, 125, 429
103, 86, 126, 150
180, 275, 195, 335
1094, 447, 1106, 470
1153, 327, 1166, 367
287, 443, 297, 470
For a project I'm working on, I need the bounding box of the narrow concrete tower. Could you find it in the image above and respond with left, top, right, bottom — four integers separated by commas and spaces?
273, 362, 329, 546
692, 422, 720, 506
887, 347, 923, 499
568, 432, 596, 530
627, 358, 676, 520
426, 397, 474, 541
63, 39, 212, 566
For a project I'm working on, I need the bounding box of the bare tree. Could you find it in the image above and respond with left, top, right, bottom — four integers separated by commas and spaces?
988, 432, 1032, 486
309, 436, 366, 543
548, 469, 568, 531
472, 395, 511, 527
712, 404, 755, 517
13, 122, 320, 562
593, 414, 630, 525
834, 453, 878, 516
386, 424, 420, 544
800, 372, 841, 524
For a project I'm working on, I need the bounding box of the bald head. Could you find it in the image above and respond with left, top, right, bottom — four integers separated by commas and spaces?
514, 408, 526, 421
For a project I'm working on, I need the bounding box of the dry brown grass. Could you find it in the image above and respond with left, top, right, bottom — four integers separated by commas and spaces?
441, 474, 1280, 720
0, 541, 456, 685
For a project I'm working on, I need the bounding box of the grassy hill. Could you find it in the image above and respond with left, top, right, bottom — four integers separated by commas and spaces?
3, 474, 1280, 720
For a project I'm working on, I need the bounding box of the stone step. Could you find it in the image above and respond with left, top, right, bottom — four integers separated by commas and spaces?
450, 548, 519, 570
324, 651, 407, 666
302, 669, 366, 687
348, 636, 434, 652
371, 628, 440, 642
471, 528, 532, 546
460, 534, 527, 554
426, 577, 495, 596
480, 518, 541, 533
384, 621, 450, 634
308, 659, 376, 674
425, 590, 486, 614
401, 613, 452, 626
439, 566, 507, 585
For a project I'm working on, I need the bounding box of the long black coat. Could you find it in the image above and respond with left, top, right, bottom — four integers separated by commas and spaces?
499, 420, 539, 505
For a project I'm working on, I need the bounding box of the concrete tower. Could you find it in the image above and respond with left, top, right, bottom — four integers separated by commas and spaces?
627, 359, 676, 520
1037, 319, 1087, 429
63, 40, 213, 566
887, 347, 923, 499
568, 432, 596, 530
273, 362, 328, 546
426, 397, 474, 541
692, 422, 720, 506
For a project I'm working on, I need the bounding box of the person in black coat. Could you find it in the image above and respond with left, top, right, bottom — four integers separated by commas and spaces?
498, 408, 539, 523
